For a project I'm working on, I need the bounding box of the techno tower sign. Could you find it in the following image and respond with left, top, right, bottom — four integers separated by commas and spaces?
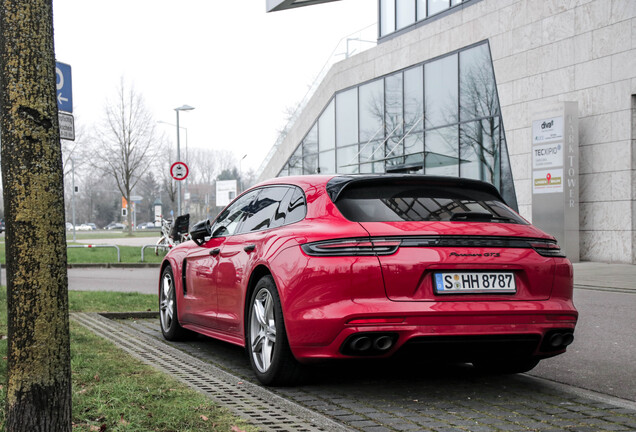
531, 102, 579, 262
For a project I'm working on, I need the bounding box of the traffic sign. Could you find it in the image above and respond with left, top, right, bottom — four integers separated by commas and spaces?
58, 112, 75, 140
170, 162, 189, 181
131, 195, 143, 202
55, 61, 73, 113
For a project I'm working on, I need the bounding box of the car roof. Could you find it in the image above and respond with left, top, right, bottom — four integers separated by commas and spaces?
251, 174, 505, 203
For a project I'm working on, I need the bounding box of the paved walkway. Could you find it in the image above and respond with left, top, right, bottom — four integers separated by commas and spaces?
573, 262, 636, 292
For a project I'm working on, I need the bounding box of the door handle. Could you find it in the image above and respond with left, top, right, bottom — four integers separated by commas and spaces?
244, 244, 256, 253
209, 248, 220, 256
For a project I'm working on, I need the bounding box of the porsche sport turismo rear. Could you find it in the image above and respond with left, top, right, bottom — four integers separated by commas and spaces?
159, 174, 577, 385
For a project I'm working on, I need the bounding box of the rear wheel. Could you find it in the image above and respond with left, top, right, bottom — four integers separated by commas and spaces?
159, 266, 189, 341
247, 275, 302, 386
472, 357, 540, 374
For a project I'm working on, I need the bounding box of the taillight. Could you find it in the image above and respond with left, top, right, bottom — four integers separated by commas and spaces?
530, 240, 566, 258
301, 238, 400, 256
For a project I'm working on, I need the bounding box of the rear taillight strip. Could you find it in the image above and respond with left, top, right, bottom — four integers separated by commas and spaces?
301, 236, 565, 258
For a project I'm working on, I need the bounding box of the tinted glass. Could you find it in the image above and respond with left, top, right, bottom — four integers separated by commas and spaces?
428, 0, 449, 15
396, 0, 416, 30
337, 145, 359, 174
425, 54, 458, 128
319, 149, 335, 174
460, 44, 499, 121
460, 117, 500, 183
359, 141, 385, 173
303, 124, 318, 154
385, 72, 403, 138
288, 145, 302, 175
380, 0, 396, 37
336, 88, 358, 146
404, 66, 423, 132
239, 187, 290, 233
285, 187, 306, 225
318, 99, 335, 151
333, 182, 526, 224
212, 190, 259, 237
359, 79, 384, 143
417, 0, 427, 20
425, 125, 458, 176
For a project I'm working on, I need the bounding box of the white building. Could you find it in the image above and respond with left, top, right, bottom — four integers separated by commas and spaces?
261, 0, 636, 264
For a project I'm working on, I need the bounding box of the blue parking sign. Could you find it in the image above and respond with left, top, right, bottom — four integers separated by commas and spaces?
55, 62, 73, 113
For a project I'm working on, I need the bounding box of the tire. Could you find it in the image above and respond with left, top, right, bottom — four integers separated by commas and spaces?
159, 265, 189, 341
247, 275, 302, 386
472, 357, 540, 374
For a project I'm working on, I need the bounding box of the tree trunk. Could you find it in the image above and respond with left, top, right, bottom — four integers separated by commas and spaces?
0, 1, 72, 430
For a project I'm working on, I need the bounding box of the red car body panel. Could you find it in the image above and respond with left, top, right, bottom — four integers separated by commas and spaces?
160, 175, 577, 364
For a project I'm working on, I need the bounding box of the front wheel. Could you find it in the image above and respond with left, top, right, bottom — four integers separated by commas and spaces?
247, 275, 302, 386
159, 266, 189, 341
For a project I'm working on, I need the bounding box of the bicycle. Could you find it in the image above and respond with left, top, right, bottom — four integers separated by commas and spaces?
155, 214, 190, 255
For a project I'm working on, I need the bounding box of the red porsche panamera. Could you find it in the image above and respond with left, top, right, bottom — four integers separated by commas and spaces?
159, 175, 577, 385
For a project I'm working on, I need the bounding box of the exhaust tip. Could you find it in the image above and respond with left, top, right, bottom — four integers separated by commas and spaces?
350, 336, 372, 352
374, 335, 394, 351
341, 332, 398, 356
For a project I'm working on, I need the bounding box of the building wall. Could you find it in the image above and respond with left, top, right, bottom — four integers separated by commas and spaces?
259, 0, 636, 263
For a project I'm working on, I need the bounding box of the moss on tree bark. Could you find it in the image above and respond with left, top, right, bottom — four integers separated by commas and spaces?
0, 0, 72, 430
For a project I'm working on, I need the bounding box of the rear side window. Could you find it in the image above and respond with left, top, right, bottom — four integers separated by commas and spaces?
239, 186, 290, 233
334, 183, 527, 224
284, 187, 306, 225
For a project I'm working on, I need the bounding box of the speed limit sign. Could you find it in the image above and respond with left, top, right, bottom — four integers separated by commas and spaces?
170, 161, 189, 181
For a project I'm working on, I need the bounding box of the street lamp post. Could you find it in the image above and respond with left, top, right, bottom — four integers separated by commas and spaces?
175, 104, 194, 216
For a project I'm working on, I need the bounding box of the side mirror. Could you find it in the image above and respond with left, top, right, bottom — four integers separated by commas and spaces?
190, 219, 211, 246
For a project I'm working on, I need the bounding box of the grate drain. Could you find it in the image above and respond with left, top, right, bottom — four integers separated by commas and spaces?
72, 313, 352, 432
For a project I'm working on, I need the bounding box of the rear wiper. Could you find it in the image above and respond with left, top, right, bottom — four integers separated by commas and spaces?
449, 212, 516, 223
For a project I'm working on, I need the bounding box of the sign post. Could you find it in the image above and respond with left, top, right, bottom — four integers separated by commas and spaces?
531, 102, 579, 262
56, 61, 75, 141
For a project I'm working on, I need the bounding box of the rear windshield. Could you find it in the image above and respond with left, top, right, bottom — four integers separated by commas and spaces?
333, 183, 527, 224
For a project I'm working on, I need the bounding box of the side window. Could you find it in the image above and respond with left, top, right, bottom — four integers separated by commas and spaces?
211, 190, 259, 237
239, 186, 290, 233
285, 187, 306, 225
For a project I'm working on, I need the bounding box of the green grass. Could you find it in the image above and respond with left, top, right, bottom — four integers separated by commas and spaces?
0, 287, 254, 431
0, 244, 167, 265
65, 231, 159, 240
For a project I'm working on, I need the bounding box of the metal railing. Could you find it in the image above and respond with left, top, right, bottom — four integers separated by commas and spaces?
67, 244, 121, 262
141, 244, 171, 263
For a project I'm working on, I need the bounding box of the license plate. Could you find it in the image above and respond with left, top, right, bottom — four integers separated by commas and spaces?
434, 272, 516, 294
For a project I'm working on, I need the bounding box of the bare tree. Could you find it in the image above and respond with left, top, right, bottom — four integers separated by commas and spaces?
0, 0, 72, 429
93, 79, 161, 234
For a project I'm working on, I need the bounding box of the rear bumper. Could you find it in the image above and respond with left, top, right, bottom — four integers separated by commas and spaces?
287, 298, 577, 362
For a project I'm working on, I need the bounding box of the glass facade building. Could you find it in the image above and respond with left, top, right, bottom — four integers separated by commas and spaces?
380, 0, 466, 37
278, 41, 517, 209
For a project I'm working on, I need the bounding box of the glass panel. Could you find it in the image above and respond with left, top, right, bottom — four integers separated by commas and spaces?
425, 54, 458, 128
380, 0, 396, 37
499, 129, 518, 211
239, 186, 290, 233
318, 99, 335, 151
303, 153, 318, 175
428, 0, 449, 15
460, 118, 500, 183
334, 181, 526, 224
337, 144, 359, 174
319, 149, 336, 174
396, 0, 416, 30
285, 187, 307, 225
288, 145, 302, 175
385, 72, 403, 139
451, 0, 462, 6
417, 0, 427, 20
404, 133, 424, 164
425, 125, 458, 176
360, 141, 385, 173
404, 66, 424, 133
278, 164, 289, 177
212, 190, 259, 237
359, 79, 384, 143
303, 123, 318, 155
336, 88, 358, 147
460, 43, 499, 121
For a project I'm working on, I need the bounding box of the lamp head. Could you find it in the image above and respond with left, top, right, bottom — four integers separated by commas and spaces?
175, 104, 195, 112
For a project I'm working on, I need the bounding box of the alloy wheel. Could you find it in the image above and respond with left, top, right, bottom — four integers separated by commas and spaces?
250, 287, 277, 373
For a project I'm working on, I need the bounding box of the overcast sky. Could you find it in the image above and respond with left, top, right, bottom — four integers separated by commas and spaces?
52, 0, 377, 174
